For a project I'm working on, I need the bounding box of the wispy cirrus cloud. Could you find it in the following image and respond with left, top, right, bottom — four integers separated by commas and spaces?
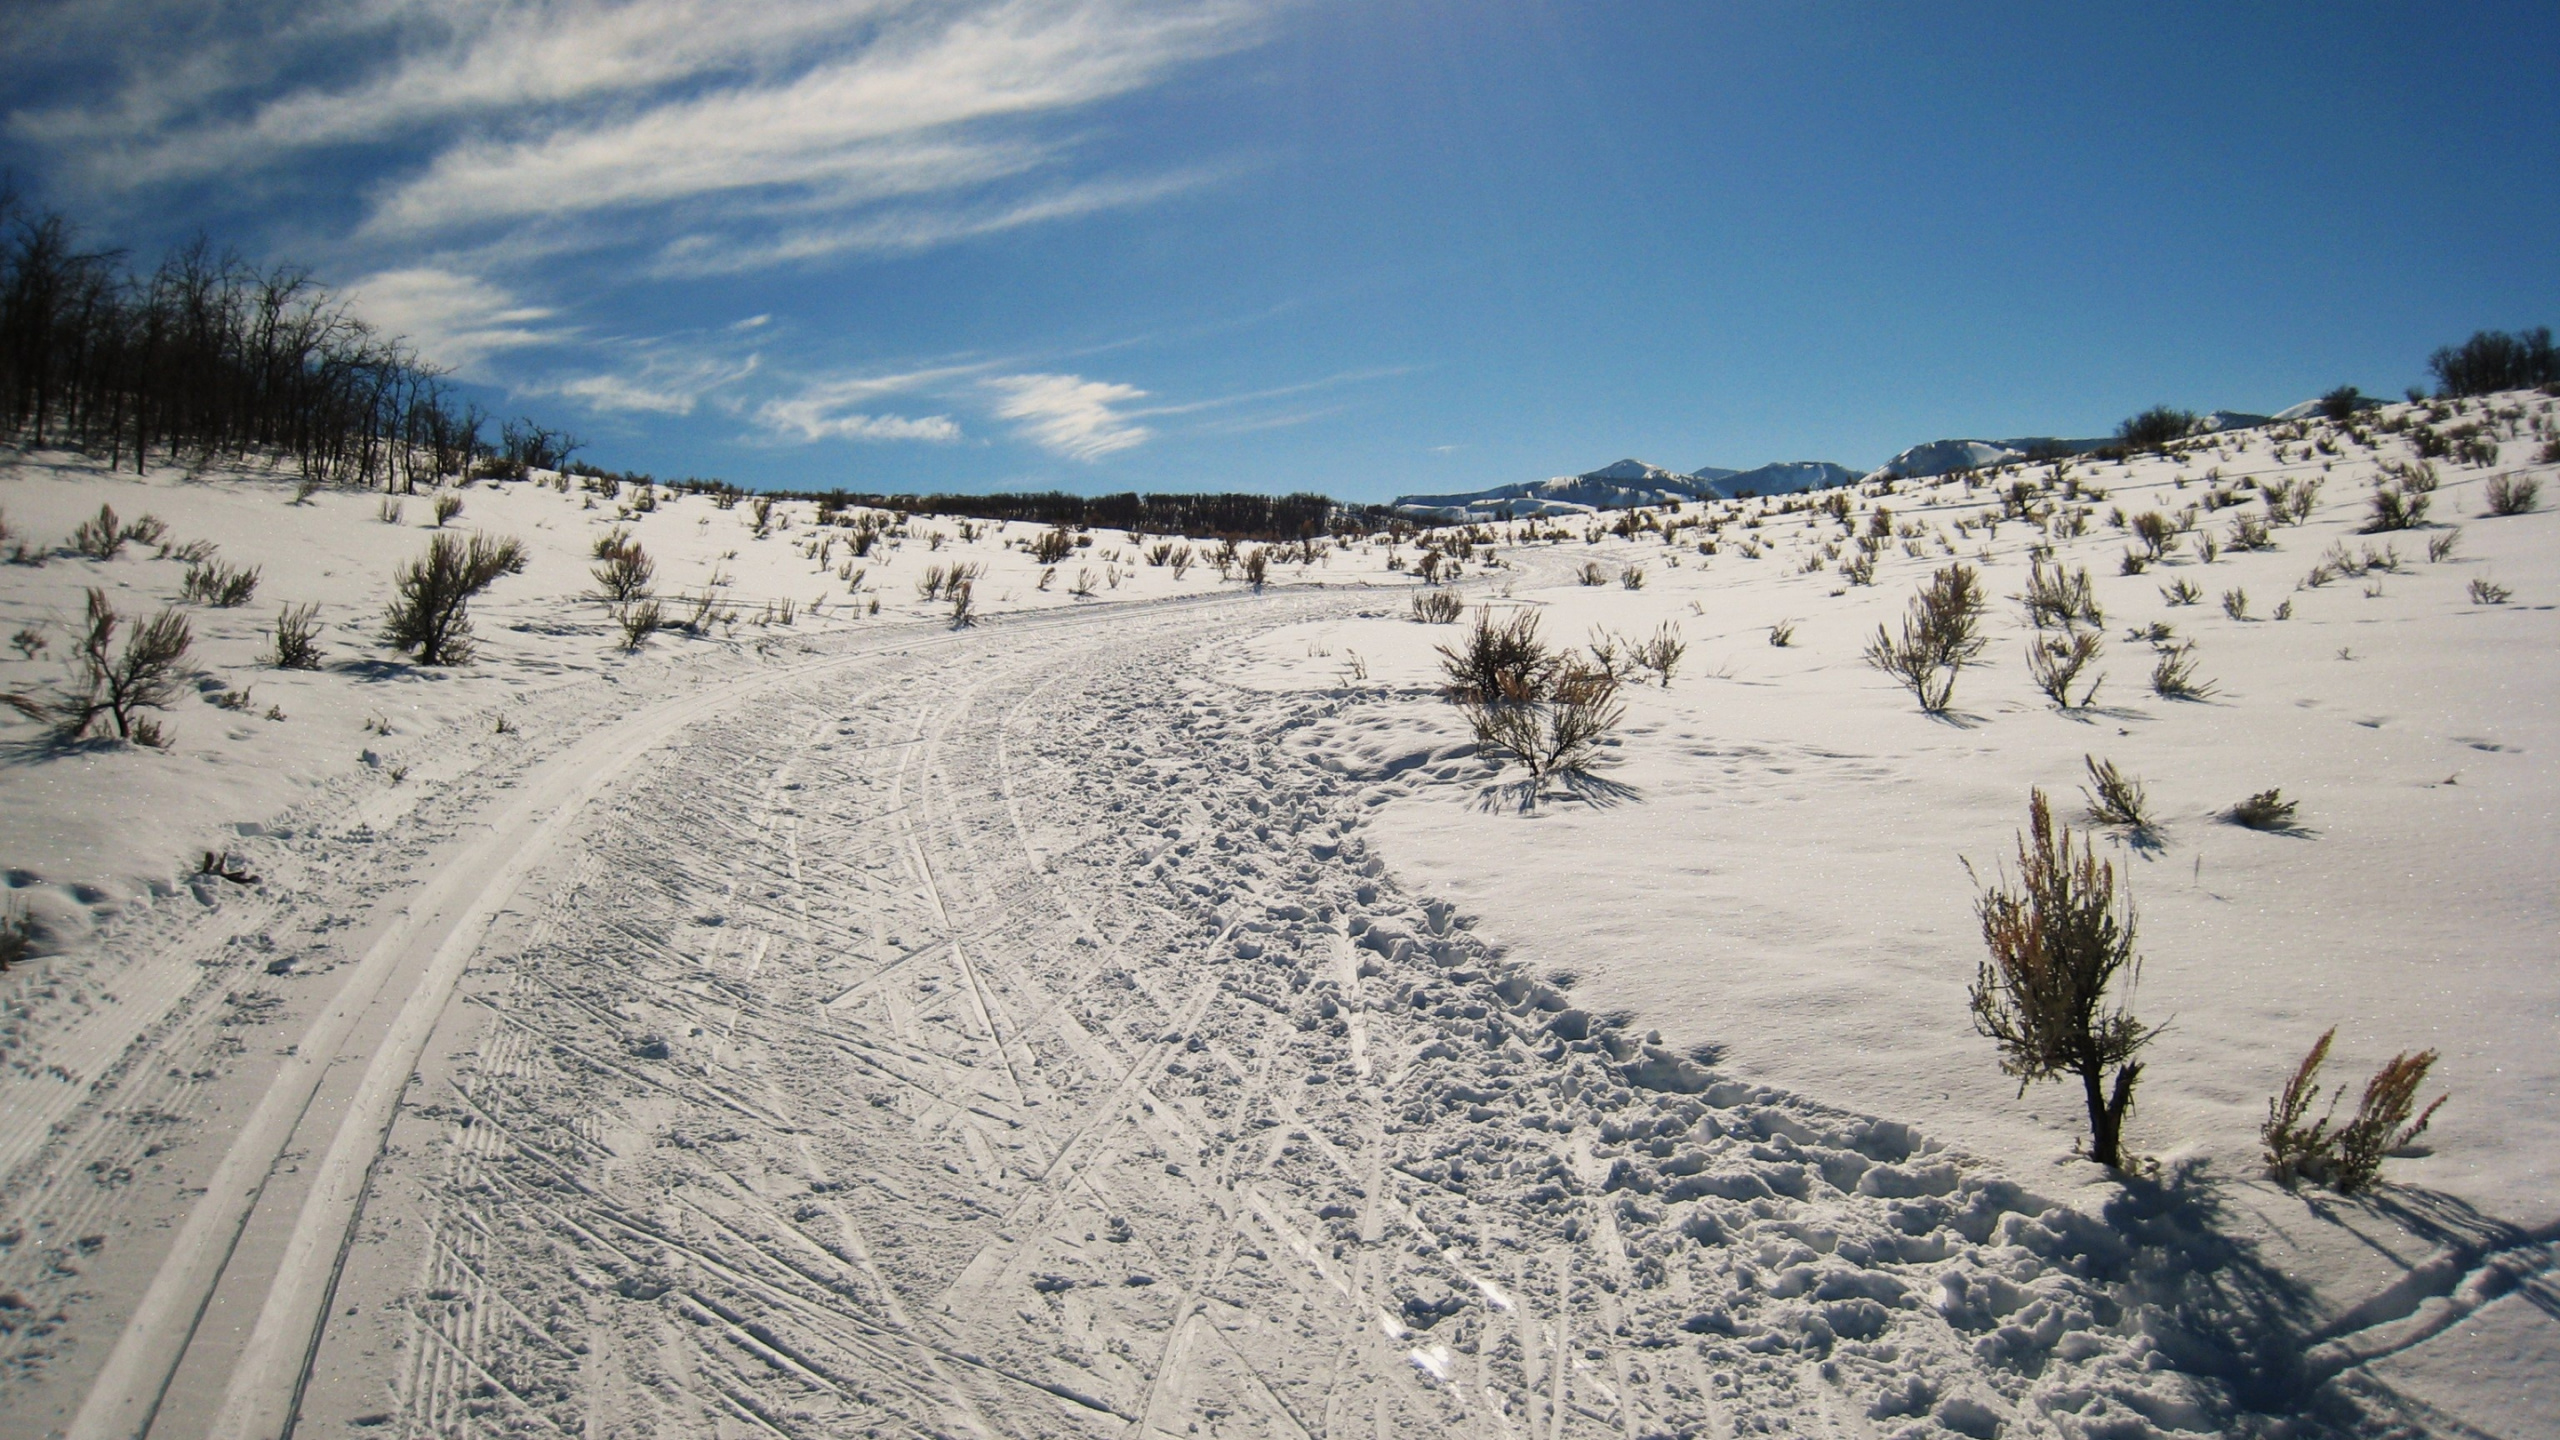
344, 266, 564, 374
754, 365, 978, 444
984, 371, 1150, 459
12, 0, 1266, 275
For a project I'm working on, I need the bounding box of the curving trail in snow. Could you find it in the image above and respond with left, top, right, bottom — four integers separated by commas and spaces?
4, 583, 2545, 1440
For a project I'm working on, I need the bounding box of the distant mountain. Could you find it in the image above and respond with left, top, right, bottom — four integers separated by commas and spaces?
1864, 435, 2111, 482
1394, 459, 1727, 521
1396, 402, 2293, 521
1706, 461, 1857, 498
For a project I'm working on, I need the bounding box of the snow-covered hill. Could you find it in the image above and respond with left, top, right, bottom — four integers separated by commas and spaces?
5, 388, 2555, 1439
1395, 458, 1727, 521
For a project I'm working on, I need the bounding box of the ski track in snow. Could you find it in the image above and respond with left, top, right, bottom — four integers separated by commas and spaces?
3, 585, 2547, 1440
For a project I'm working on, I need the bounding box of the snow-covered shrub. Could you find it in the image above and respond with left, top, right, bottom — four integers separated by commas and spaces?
431, 493, 464, 527
6, 588, 194, 745
2362, 464, 2438, 532
383, 532, 527, 665
0, 898, 32, 969
616, 598, 662, 651
2482, 473, 2540, 516
1409, 590, 1464, 624
2148, 641, 2216, 700
2224, 788, 2298, 831
2026, 627, 2104, 709
2262, 1027, 2449, 1192
2079, 755, 2151, 832
1465, 662, 1622, 781
2019, 560, 2102, 630
1437, 609, 1553, 705
592, 537, 655, 604
1969, 790, 2154, 1171
179, 557, 260, 607
1865, 563, 1987, 713
69, 503, 162, 560
1632, 622, 1684, 685
268, 603, 323, 669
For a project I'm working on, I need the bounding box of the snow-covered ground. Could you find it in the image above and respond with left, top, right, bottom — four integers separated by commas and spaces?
1, 393, 2554, 1439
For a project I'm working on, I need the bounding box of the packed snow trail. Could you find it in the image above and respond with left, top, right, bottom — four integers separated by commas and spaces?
4, 586, 2517, 1439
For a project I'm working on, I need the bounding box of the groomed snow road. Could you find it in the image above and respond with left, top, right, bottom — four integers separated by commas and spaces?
6, 588, 2520, 1440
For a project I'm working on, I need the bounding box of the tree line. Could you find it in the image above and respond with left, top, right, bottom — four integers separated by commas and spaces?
801, 489, 1393, 542
0, 194, 499, 491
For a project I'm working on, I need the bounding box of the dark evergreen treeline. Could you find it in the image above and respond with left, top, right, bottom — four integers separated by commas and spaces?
799, 489, 1393, 542
0, 195, 485, 490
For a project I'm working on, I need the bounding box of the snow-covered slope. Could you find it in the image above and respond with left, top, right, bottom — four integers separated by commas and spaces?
5, 389, 2555, 1439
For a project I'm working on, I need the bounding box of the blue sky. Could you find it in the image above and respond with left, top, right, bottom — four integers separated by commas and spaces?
5, 1, 2554, 501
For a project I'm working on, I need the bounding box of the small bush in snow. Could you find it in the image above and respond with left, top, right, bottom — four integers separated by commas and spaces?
2468, 577, 2512, 604
2262, 1028, 2449, 1192
1619, 565, 1645, 590
431, 493, 464, 527
2224, 788, 2299, 831
6, 588, 194, 745
2220, 588, 2249, 621
383, 532, 527, 665
180, 557, 260, 607
1768, 619, 1796, 647
1631, 622, 1684, 685
1969, 789, 2154, 1171
70, 503, 163, 560
2362, 465, 2438, 532
2148, 641, 2216, 700
2425, 529, 2461, 563
592, 537, 655, 604
2129, 511, 2177, 561
1438, 609, 1553, 705
268, 603, 324, 669
2482, 474, 2540, 516
1577, 561, 1608, 586
1240, 547, 1271, 590
2080, 755, 2152, 833
2160, 578, 2202, 607
2019, 560, 2102, 630
0, 898, 33, 970
616, 598, 663, 651
1410, 590, 1464, 624
1465, 661, 1622, 781
2026, 627, 2104, 709
1032, 526, 1075, 564
1865, 563, 1987, 713
2264, 476, 2322, 526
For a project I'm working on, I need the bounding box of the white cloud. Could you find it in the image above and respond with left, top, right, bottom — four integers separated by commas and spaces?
984, 371, 1149, 459
755, 366, 974, 443
553, 353, 760, 415
18, 0, 1266, 270
651, 169, 1215, 275
344, 265, 561, 373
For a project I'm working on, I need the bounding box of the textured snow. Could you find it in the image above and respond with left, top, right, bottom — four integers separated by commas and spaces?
4, 391, 2555, 1437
